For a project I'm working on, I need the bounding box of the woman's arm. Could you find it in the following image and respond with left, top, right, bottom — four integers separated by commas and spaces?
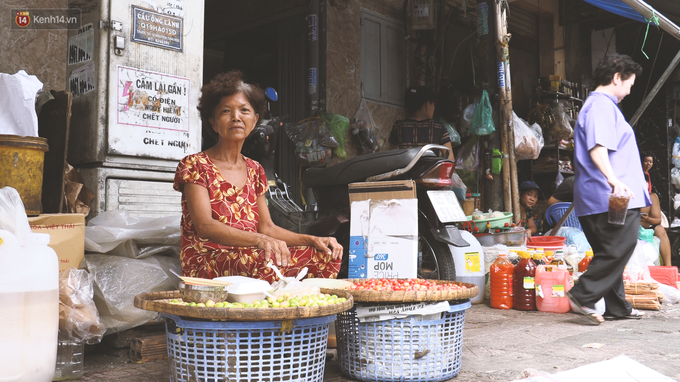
184, 183, 292, 266
589, 145, 634, 199
257, 195, 343, 259
526, 217, 537, 236
642, 194, 662, 226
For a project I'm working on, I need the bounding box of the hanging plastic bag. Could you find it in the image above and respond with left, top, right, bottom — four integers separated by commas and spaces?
0, 186, 32, 245
285, 117, 336, 167
460, 103, 476, 136
672, 137, 680, 167
267, 264, 320, 297
672, 168, 680, 188
350, 96, 383, 154
513, 111, 544, 161
450, 173, 467, 200
320, 111, 349, 159
455, 137, 480, 171
549, 101, 574, 141
439, 115, 461, 147
469, 90, 495, 135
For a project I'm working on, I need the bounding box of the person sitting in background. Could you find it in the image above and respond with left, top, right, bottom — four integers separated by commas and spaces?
641, 152, 653, 194
519, 181, 540, 236
389, 86, 454, 160
547, 176, 574, 206
640, 192, 671, 266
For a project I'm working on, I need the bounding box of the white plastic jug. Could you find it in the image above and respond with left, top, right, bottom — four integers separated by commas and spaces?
449, 230, 485, 304
0, 229, 59, 382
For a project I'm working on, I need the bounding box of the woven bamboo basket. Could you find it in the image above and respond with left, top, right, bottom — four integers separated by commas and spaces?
319, 279, 479, 303
134, 290, 353, 321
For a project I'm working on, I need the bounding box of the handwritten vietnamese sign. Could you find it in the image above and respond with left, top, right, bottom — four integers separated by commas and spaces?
131, 6, 183, 51
117, 66, 189, 133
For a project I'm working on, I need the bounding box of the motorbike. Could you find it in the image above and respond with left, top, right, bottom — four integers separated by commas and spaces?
243, 89, 470, 281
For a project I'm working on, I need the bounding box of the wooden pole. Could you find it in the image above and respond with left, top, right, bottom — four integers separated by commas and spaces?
494, 0, 520, 221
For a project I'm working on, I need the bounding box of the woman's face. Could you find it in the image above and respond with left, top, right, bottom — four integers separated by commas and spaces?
210, 92, 259, 143
613, 73, 636, 103
521, 189, 539, 209
642, 156, 653, 173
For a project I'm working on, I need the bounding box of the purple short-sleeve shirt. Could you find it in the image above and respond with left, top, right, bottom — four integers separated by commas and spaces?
573, 92, 651, 217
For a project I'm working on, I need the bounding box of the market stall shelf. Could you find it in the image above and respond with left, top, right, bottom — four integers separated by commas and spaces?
134, 290, 353, 321
320, 279, 479, 303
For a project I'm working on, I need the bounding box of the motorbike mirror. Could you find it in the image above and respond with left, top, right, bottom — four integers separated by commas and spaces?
265, 87, 278, 102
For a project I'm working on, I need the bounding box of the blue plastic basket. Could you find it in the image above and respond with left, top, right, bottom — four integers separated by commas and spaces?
335, 300, 471, 382
162, 314, 335, 382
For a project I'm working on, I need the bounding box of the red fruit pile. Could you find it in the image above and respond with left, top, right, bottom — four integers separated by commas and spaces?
348, 278, 467, 292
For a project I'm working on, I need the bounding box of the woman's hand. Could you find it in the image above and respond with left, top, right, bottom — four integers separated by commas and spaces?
255, 235, 292, 267
608, 176, 635, 199
309, 236, 343, 260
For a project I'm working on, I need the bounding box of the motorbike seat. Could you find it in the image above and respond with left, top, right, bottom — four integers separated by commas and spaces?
303, 147, 436, 187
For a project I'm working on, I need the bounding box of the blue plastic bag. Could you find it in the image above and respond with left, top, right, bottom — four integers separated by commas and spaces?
556, 227, 591, 253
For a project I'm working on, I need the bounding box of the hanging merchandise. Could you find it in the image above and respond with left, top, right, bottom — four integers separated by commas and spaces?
513, 111, 544, 161
455, 136, 480, 171
439, 115, 462, 147
469, 90, 495, 136
672, 137, 680, 167
491, 149, 503, 175
319, 111, 349, 159
527, 103, 555, 143
460, 103, 476, 136
285, 116, 337, 167
672, 167, 680, 188
349, 96, 383, 155
549, 101, 575, 141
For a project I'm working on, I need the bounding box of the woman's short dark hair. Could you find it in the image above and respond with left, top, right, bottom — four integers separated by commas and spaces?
197, 71, 266, 126
592, 53, 642, 88
640, 152, 654, 162
404, 86, 436, 116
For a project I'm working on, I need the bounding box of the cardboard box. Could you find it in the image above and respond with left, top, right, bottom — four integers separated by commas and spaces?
29, 214, 85, 273
348, 181, 418, 279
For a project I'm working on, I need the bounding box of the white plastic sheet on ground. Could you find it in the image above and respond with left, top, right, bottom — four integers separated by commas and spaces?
519, 355, 675, 382
0, 70, 43, 137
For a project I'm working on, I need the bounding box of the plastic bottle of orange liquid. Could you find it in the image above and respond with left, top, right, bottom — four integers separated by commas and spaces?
490, 253, 514, 309
513, 251, 537, 311
579, 249, 594, 273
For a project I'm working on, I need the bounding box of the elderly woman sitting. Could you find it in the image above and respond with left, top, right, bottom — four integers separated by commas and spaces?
173, 71, 342, 282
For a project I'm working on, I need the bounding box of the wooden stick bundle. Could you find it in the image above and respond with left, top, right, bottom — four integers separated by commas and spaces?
624, 281, 662, 310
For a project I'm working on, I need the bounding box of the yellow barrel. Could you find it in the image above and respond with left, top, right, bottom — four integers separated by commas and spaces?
0, 135, 49, 216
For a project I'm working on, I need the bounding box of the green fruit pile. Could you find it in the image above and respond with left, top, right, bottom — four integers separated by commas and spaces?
168, 293, 347, 308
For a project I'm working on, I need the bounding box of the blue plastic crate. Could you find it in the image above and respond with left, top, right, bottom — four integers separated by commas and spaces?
335, 300, 471, 382
162, 314, 335, 382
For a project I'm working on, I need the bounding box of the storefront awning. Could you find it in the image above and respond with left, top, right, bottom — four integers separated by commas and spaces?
582, 0, 647, 23
583, 0, 680, 41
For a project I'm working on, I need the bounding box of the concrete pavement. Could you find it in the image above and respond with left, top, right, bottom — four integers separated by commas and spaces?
80, 303, 680, 381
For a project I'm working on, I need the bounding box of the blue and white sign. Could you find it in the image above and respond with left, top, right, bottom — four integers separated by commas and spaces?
131, 6, 183, 52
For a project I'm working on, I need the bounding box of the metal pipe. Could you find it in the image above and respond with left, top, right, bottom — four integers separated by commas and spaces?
619, 0, 680, 41
630, 47, 680, 127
